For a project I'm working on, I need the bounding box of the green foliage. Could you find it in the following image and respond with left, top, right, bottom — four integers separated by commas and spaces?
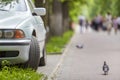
0, 67, 43, 80
0, 60, 44, 80
1, 60, 10, 68
32, 0, 34, 3
46, 30, 73, 54
68, 0, 87, 22
49, 0, 87, 22
0, 66, 43, 80
89, 0, 112, 16
86, 0, 120, 18
112, 0, 120, 16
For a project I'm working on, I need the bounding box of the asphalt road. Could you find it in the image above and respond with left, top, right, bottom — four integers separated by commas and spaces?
55, 29, 120, 80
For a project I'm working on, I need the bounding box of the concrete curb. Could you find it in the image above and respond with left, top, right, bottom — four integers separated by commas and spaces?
41, 75, 48, 80
46, 34, 75, 80
47, 52, 62, 55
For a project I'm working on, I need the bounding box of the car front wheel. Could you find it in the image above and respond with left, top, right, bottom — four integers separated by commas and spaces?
24, 36, 40, 70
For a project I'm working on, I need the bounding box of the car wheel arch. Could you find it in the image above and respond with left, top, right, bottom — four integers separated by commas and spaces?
32, 30, 36, 37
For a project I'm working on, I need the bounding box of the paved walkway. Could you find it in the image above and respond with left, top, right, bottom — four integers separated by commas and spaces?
37, 55, 61, 76
55, 28, 120, 80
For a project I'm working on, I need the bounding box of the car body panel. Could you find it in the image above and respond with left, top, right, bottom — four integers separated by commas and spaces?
0, 0, 46, 64
0, 12, 29, 29
0, 39, 31, 64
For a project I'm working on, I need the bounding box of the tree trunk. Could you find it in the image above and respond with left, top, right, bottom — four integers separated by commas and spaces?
62, 1, 69, 32
34, 0, 50, 41
34, 0, 48, 28
50, 0, 63, 36
35, 0, 44, 7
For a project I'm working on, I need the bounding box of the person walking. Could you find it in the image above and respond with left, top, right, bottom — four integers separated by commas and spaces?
105, 12, 112, 35
112, 16, 118, 34
78, 15, 85, 33
116, 17, 120, 30
94, 14, 103, 31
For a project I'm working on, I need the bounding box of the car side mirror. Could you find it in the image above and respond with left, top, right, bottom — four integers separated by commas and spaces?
33, 8, 46, 16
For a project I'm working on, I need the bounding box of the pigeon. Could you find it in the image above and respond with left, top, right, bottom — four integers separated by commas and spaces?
103, 61, 109, 75
76, 44, 83, 49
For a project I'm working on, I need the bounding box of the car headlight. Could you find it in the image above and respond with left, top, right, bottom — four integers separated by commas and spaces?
4, 30, 14, 38
0, 29, 25, 39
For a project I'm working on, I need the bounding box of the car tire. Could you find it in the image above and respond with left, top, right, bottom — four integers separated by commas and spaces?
24, 36, 40, 70
39, 47, 46, 66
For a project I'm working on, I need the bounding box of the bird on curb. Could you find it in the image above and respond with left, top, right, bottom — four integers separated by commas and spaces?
76, 44, 84, 49
103, 61, 109, 75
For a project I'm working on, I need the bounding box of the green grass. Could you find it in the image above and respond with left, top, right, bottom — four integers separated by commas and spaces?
0, 66, 44, 80
46, 30, 74, 54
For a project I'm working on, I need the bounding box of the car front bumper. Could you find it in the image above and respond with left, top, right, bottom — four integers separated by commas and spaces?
0, 39, 31, 64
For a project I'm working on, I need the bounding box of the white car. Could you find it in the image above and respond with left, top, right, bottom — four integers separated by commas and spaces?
0, 0, 47, 70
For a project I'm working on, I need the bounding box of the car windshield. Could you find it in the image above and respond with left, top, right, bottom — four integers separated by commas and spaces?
0, 0, 27, 11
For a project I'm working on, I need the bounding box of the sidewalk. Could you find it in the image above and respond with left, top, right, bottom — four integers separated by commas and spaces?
38, 25, 120, 80
46, 26, 94, 80
55, 28, 120, 80
37, 55, 61, 77
72, 23, 92, 33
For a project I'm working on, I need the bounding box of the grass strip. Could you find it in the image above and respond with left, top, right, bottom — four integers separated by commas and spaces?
0, 66, 44, 80
46, 30, 73, 54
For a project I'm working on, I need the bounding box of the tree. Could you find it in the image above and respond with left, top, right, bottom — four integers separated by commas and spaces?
50, 0, 63, 36
34, 0, 87, 36
35, 0, 45, 7
87, 0, 120, 18
62, 1, 69, 32
34, 0, 48, 29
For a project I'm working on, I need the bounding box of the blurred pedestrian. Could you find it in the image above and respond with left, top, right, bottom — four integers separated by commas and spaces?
116, 17, 120, 30
85, 19, 89, 29
78, 15, 85, 33
105, 12, 112, 34
102, 17, 107, 31
94, 14, 103, 31
91, 16, 97, 31
112, 16, 118, 34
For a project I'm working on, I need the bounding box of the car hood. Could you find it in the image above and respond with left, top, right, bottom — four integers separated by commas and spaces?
0, 11, 29, 29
